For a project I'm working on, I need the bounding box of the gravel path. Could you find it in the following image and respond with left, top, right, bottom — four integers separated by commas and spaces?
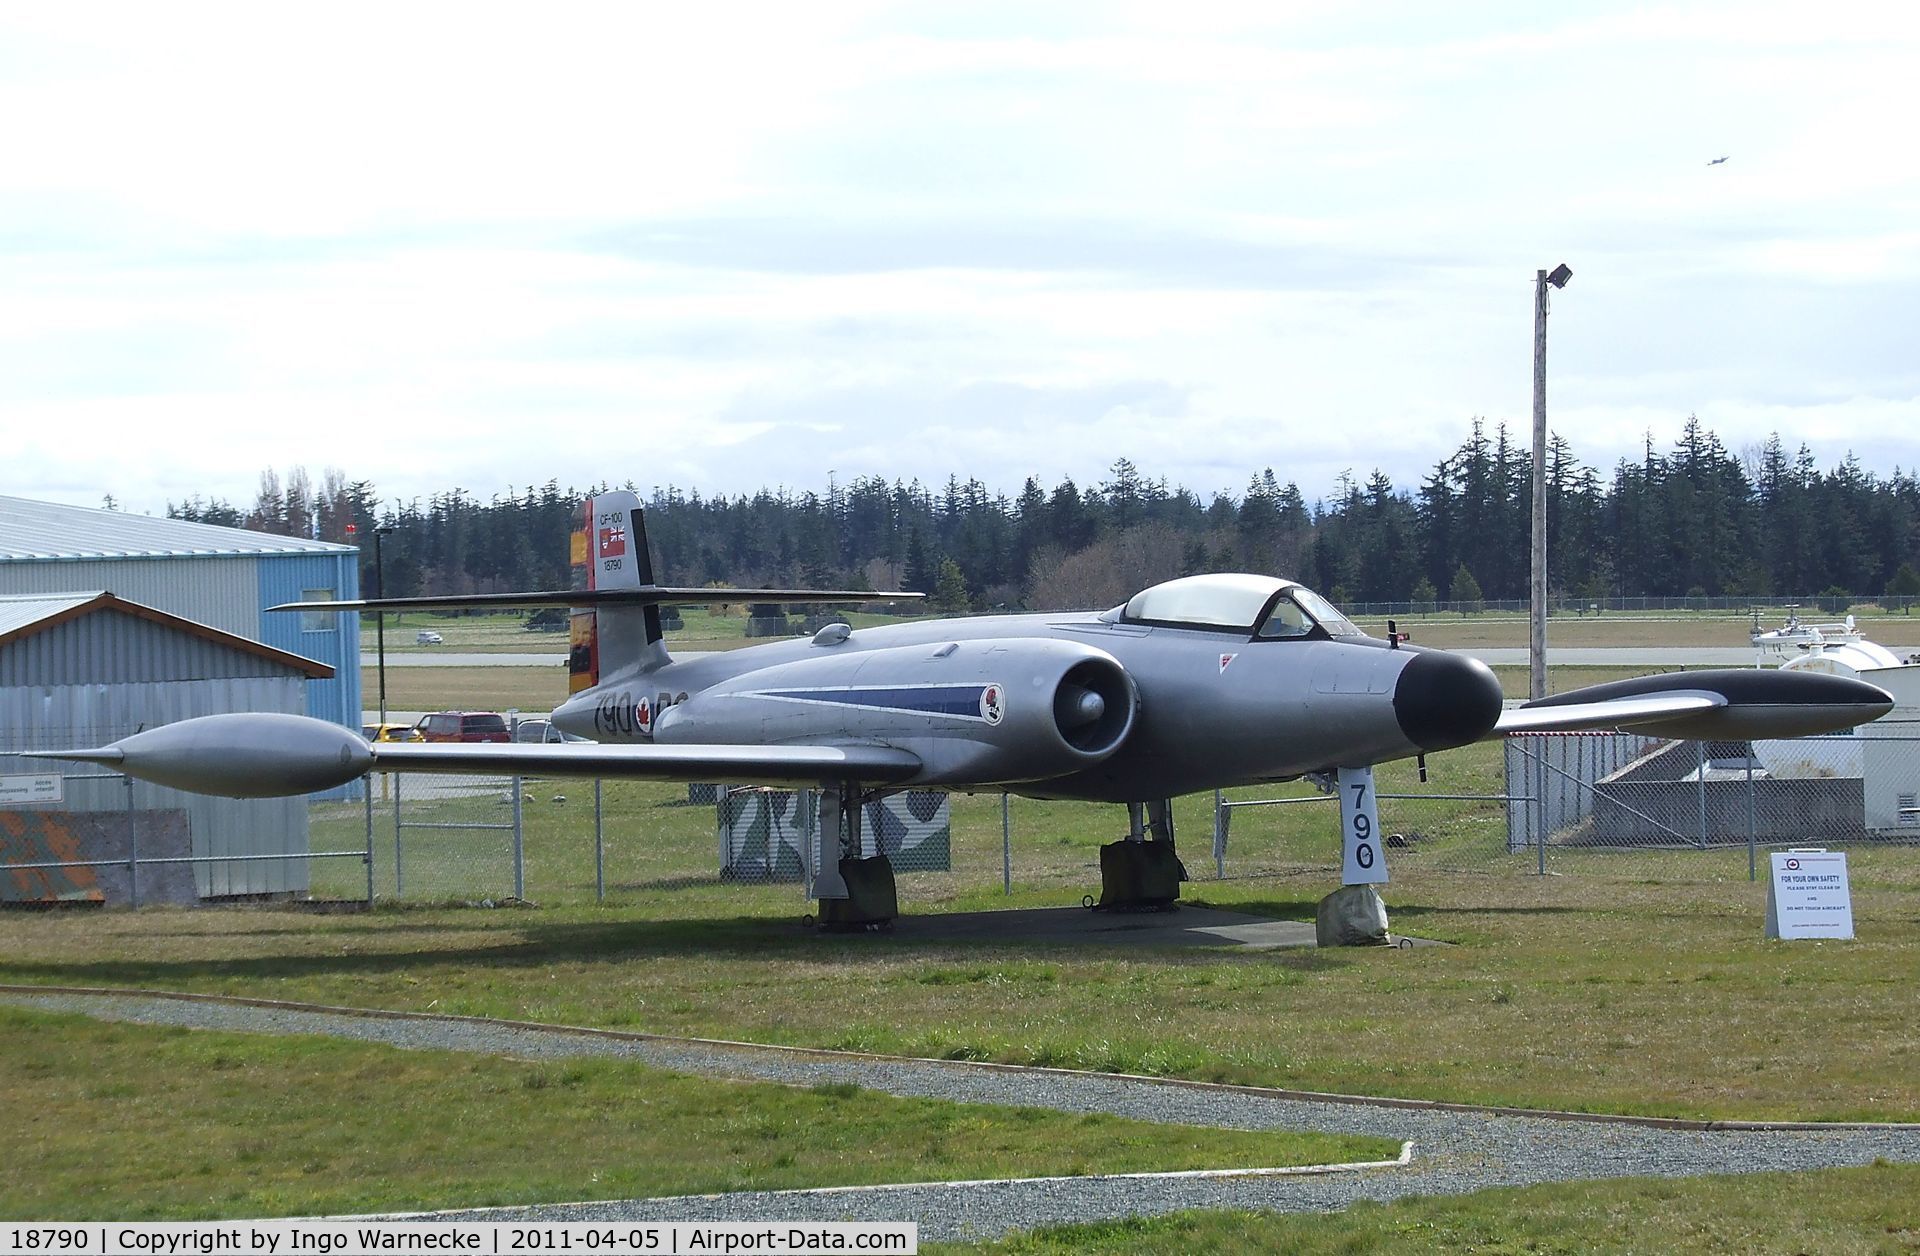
9, 989, 1919, 1242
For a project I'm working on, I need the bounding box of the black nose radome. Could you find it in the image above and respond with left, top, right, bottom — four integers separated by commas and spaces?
1393, 650, 1504, 752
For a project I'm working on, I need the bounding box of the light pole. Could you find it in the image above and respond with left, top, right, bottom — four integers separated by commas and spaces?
373, 524, 395, 729
1531, 263, 1572, 702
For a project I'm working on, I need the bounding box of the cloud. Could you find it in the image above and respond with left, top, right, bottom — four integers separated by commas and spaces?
2, 3, 1917, 518
586, 215, 1409, 291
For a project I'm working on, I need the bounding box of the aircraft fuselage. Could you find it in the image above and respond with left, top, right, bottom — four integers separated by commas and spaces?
551, 613, 1501, 803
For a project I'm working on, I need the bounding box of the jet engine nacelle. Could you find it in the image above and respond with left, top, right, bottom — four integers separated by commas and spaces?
652, 637, 1137, 786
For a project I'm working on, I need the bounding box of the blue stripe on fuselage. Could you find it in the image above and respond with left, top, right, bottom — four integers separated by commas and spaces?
758, 685, 988, 719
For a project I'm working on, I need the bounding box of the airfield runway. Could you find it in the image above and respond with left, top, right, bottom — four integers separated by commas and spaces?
9, 988, 1916, 1240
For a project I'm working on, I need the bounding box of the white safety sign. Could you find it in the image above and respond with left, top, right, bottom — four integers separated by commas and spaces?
1766, 848, 1854, 940
1338, 765, 1388, 885
0, 774, 63, 805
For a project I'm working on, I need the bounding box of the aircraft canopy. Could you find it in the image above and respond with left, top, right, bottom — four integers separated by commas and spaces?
1114, 574, 1363, 638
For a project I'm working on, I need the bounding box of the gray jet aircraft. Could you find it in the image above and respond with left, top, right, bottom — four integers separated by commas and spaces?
36, 490, 1895, 920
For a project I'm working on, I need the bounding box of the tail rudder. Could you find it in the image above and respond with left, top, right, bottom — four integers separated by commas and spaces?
570, 491, 670, 689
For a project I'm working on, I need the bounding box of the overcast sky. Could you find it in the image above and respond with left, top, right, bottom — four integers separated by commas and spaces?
5, 3, 1918, 518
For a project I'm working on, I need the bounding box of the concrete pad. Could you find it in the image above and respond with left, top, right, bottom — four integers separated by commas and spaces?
880, 904, 1442, 950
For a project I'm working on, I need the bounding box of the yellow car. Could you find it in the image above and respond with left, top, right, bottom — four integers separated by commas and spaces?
360, 722, 423, 744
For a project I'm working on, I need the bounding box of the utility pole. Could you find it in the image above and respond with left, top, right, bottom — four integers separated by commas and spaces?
1531, 264, 1571, 703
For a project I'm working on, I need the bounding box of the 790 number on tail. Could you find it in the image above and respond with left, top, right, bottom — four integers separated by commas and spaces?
1337, 765, 1389, 886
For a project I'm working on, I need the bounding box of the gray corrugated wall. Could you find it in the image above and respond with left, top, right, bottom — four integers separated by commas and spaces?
0, 675, 312, 896
0, 608, 297, 687
0, 556, 259, 637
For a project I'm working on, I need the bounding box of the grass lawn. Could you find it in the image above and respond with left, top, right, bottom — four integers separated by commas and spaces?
4, 821, 1916, 1122
11, 619, 1916, 1232
0, 1005, 1390, 1219
365, 664, 571, 714
930, 1163, 1920, 1254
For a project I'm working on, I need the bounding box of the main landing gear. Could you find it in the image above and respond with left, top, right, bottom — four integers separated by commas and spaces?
809, 783, 897, 931
1090, 798, 1188, 912
806, 788, 1191, 926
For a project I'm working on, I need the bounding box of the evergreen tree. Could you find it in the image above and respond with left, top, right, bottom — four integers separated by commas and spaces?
904, 527, 937, 596
1101, 457, 1144, 530
1449, 563, 1484, 608
931, 558, 971, 614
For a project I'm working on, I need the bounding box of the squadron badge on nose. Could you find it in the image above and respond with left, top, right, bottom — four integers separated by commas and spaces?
980, 684, 1004, 725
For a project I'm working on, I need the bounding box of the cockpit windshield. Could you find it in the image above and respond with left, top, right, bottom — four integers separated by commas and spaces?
1289, 587, 1363, 638
1115, 574, 1365, 640
1119, 574, 1289, 631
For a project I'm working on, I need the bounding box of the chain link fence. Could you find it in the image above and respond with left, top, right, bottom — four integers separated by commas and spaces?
1, 728, 362, 906
7, 732, 1918, 907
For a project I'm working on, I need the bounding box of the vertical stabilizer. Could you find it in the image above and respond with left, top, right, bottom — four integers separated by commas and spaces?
568, 491, 670, 691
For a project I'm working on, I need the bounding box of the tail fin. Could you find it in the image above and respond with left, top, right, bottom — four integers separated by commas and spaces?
570, 491, 670, 689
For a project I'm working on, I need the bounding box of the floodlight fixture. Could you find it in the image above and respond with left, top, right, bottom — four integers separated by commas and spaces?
1546, 263, 1572, 289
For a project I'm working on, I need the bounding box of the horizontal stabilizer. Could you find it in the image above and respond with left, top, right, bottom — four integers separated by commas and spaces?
1499, 668, 1893, 740
274, 587, 924, 613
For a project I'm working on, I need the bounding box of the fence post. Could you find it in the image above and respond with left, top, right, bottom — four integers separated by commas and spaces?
1001, 792, 1011, 895
1746, 751, 1758, 881
363, 779, 376, 905
595, 779, 605, 903
394, 773, 405, 898
1535, 744, 1546, 876
1213, 790, 1225, 877
123, 775, 139, 907
512, 775, 525, 900
1696, 740, 1709, 850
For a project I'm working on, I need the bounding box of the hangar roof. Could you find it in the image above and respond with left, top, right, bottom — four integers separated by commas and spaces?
0, 591, 334, 678
0, 495, 355, 561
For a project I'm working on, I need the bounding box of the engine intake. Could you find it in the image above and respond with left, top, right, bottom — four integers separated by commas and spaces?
655, 637, 1138, 786
1053, 657, 1133, 756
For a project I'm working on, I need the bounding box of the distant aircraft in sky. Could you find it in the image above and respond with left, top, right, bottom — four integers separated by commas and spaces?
1707, 155, 1730, 165
35, 491, 1894, 924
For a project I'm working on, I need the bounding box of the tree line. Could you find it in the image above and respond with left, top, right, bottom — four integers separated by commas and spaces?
167, 418, 1920, 611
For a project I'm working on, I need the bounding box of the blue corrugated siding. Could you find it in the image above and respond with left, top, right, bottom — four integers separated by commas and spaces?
255, 552, 361, 728
257, 553, 362, 802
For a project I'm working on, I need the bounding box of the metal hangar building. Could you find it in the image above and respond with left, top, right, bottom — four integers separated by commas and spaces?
0, 591, 335, 901
0, 495, 361, 730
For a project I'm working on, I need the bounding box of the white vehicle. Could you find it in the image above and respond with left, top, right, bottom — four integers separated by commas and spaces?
415, 630, 444, 645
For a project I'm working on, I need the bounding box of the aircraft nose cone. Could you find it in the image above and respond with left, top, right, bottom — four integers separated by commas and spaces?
1393, 650, 1504, 752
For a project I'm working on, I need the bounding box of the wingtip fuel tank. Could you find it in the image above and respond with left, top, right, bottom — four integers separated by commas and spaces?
30, 713, 373, 798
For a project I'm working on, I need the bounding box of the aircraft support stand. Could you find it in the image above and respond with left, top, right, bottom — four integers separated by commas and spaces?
1094, 798, 1188, 912
1317, 765, 1391, 945
813, 783, 897, 931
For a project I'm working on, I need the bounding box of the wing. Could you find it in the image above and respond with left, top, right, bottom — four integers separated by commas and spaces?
369, 741, 922, 787
275, 587, 922, 613
1497, 693, 1723, 735
1496, 668, 1892, 740
29, 713, 921, 799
